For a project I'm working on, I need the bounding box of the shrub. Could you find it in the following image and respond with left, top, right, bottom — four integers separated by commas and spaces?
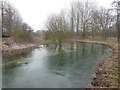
12, 30, 33, 43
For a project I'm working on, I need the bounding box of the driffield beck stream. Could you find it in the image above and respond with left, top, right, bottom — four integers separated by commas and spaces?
2, 42, 112, 88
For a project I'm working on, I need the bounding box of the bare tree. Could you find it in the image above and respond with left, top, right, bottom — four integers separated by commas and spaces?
70, 3, 75, 33
71, 1, 95, 39
1, 1, 33, 43
97, 7, 115, 39
45, 11, 70, 48
0, 1, 2, 36
2, 1, 15, 34
90, 8, 101, 39
112, 0, 120, 43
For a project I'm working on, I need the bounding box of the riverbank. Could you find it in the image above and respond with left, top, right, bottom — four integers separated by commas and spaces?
73, 39, 119, 88
1, 38, 40, 54
2, 43, 38, 53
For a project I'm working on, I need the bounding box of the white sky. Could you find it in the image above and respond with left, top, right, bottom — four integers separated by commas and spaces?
7, 0, 115, 32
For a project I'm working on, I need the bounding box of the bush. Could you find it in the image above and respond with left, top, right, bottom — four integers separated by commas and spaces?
12, 30, 33, 43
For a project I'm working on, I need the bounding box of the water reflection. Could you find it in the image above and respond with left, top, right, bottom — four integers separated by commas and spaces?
2, 43, 112, 88
3, 51, 32, 68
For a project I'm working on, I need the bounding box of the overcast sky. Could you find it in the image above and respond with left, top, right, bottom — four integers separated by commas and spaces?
7, 0, 115, 32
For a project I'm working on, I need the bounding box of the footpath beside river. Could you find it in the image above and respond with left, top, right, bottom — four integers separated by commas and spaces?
73, 39, 119, 88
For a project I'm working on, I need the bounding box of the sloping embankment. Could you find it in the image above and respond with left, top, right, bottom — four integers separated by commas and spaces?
2, 43, 38, 53
1, 38, 41, 54
73, 40, 119, 88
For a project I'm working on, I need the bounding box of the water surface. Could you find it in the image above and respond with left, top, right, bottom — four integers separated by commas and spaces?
2, 43, 112, 88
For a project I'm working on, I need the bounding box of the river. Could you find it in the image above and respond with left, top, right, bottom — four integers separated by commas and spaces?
2, 42, 112, 88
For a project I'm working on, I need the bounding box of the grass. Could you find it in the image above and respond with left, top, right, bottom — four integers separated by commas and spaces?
39, 40, 68, 45
40, 41, 58, 45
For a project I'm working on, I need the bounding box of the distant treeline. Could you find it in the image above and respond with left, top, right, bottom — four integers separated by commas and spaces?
0, 1, 118, 44
1, 1, 33, 43
44, 1, 118, 44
